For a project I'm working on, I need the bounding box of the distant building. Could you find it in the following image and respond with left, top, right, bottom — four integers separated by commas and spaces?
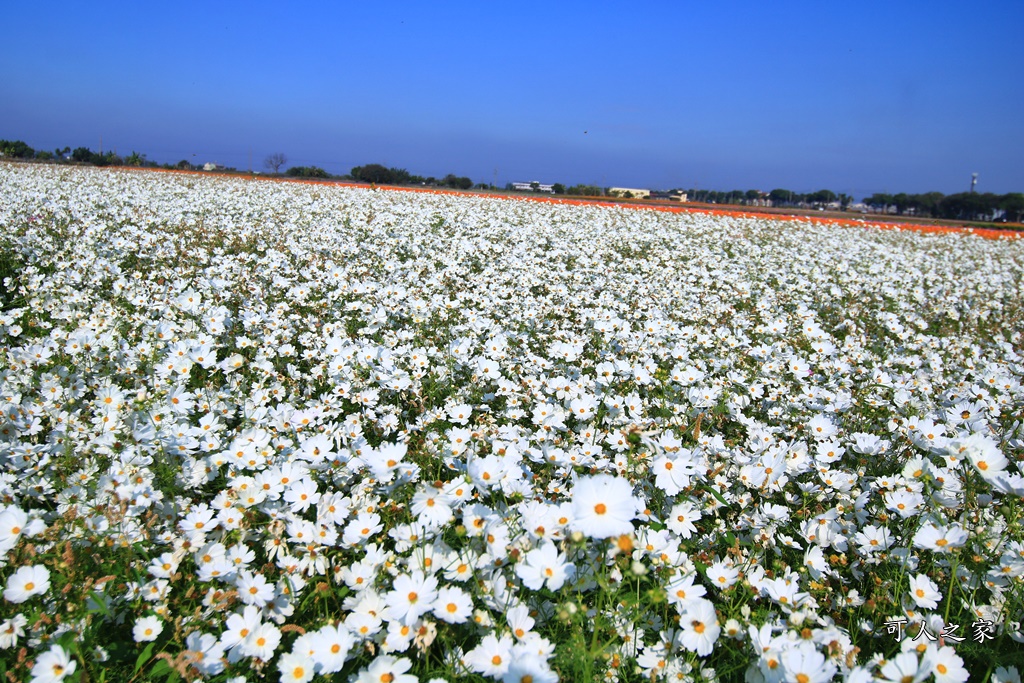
608, 187, 650, 199
512, 181, 554, 193
747, 192, 770, 207
203, 162, 226, 172
650, 191, 688, 202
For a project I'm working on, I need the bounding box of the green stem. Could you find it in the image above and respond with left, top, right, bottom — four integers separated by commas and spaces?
943, 550, 958, 626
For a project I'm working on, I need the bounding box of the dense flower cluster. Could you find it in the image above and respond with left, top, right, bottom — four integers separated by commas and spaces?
1, 163, 1023, 682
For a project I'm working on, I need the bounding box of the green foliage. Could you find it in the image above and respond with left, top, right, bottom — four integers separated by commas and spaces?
566, 184, 602, 196
124, 150, 147, 166
1000, 193, 1024, 223
0, 139, 35, 158
768, 188, 797, 205
389, 167, 412, 184
70, 147, 122, 166
0, 239, 24, 311
72, 147, 95, 163
864, 191, 1016, 221
351, 163, 395, 184
285, 165, 330, 178
806, 189, 837, 206
442, 174, 473, 190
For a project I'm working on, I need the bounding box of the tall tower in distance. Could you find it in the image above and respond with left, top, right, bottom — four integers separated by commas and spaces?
970, 173, 978, 193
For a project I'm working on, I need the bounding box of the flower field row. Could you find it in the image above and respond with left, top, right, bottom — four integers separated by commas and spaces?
1, 163, 1023, 682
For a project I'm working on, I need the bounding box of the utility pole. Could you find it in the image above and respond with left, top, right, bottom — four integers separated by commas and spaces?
99, 135, 103, 156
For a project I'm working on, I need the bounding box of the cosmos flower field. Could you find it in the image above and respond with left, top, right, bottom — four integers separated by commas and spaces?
1, 163, 1023, 683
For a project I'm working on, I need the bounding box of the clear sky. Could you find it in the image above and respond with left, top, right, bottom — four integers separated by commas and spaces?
3, 1, 1022, 198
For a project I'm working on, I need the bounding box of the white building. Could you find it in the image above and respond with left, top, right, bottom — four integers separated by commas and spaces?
608, 187, 650, 199
512, 181, 554, 193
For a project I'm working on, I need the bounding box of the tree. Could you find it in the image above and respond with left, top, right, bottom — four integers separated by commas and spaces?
566, 184, 601, 196
0, 140, 35, 159
552, 183, 565, 194
443, 174, 472, 190
937, 193, 991, 221
768, 189, 792, 206
356, 164, 395, 184
389, 168, 412, 184
864, 193, 893, 213
915, 192, 945, 217
264, 153, 287, 174
999, 193, 1024, 223
352, 164, 394, 184
807, 189, 837, 207
892, 193, 910, 215
94, 151, 121, 167
72, 147, 95, 163
285, 166, 329, 178
125, 151, 147, 166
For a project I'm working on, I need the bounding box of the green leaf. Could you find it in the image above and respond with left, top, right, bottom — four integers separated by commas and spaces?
149, 659, 172, 679
57, 630, 79, 654
134, 641, 156, 675
702, 485, 730, 508
86, 590, 112, 617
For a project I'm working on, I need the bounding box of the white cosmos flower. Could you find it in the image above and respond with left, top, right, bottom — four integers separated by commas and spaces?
878, 651, 933, 683
569, 474, 640, 539
277, 652, 315, 683
515, 540, 575, 591
908, 573, 942, 609
4, 565, 49, 604
4, 161, 1024, 683
957, 432, 1009, 480
431, 585, 474, 623
676, 598, 721, 656
132, 615, 163, 642
781, 642, 837, 683
30, 644, 76, 683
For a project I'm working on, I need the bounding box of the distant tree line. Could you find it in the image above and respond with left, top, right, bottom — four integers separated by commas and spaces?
684, 188, 852, 210
3, 138, 1021, 221
688, 186, 1022, 222
348, 164, 476, 189
285, 166, 330, 179
1, 139, 201, 170
566, 184, 601, 196
861, 191, 1023, 223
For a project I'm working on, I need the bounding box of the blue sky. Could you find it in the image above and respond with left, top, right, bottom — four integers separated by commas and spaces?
3, 1, 1022, 198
